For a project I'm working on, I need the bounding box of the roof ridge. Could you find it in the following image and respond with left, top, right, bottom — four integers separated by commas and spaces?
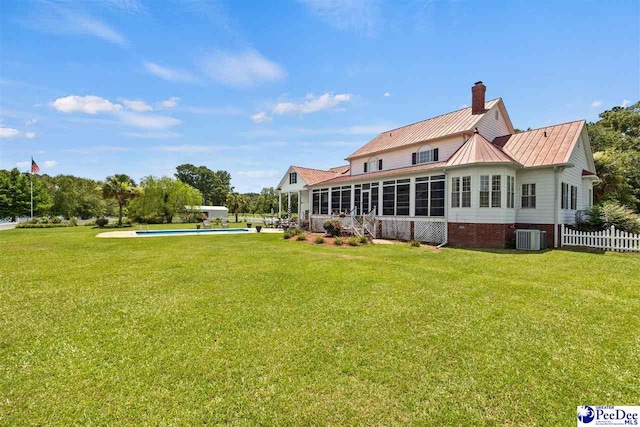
506, 119, 586, 136
292, 165, 336, 172
375, 98, 502, 135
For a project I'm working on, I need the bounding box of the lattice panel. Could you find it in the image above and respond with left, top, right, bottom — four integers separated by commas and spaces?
311, 216, 327, 232
414, 220, 447, 244
380, 219, 411, 240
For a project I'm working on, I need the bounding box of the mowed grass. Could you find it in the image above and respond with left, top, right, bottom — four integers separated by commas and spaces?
1, 226, 639, 425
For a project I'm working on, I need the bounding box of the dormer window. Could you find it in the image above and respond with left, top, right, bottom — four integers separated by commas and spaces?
412, 145, 439, 165
364, 157, 382, 173
289, 172, 297, 184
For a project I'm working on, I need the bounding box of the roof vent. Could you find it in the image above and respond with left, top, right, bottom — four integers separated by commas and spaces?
473, 127, 479, 134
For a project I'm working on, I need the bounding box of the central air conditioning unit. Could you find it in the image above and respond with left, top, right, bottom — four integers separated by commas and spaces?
516, 229, 547, 250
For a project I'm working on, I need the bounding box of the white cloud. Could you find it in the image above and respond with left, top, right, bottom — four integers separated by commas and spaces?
143, 62, 197, 83
201, 49, 285, 87
16, 161, 30, 168
299, 0, 381, 36
622, 99, 631, 107
235, 170, 279, 179
25, 118, 38, 126
0, 127, 21, 138
43, 160, 57, 168
384, 92, 390, 97
25, 132, 36, 139
273, 93, 352, 115
120, 113, 181, 130
123, 99, 153, 112
158, 97, 180, 109
180, 105, 243, 115
51, 95, 123, 114
251, 111, 271, 123
591, 100, 603, 107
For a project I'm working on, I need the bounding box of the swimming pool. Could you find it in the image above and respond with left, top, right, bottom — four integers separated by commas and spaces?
135, 228, 250, 236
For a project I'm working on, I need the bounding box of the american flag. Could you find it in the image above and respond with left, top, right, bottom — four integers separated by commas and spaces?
31, 158, 40, 174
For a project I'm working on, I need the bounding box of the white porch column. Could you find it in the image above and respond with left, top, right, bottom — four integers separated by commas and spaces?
278, 192, 282, 218
298, 190, 301, 218
287, 192, 291, 217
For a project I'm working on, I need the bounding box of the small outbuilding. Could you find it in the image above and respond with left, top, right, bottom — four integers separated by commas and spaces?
186, 206, 229, 219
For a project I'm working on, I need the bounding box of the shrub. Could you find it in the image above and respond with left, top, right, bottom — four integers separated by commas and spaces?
17, 223, 68, 229
583, 201, 640, 234
323, 219, 343, 237
40, 217, 49, 224
334, 237, 344, 246
69, 217, 78, 227
283, 231, 292, 239
359, 236, 368, 244
28, 218, 40, 224
410, 240, 421, 247
347, 236, 360, 246
314, 236, 325, 244
50, 217, 62, 224
96, 218, 109, 228
296, 233, 307, 241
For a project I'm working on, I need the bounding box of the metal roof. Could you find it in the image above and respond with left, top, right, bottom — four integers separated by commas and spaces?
491, 120, 585, 167
328, 165, 350, 174
445, 131, 519, 168
314, 162, 446, 186
346, 99, 502, 160
291, 166, 344, 185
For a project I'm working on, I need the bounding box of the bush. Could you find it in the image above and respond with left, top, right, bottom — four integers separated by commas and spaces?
96, 218, 109, 228
28, 218, 40, 224
323, 219, 343, 237
314, 236, 325, 244
334, 237, 344, 246
347, 236, 360, 246
17, 223, 68, 229
583, 201, 640, 234
410, 240, 421, 247
283, 231, 292, 239
50, 216, 62, 224
296, 233, 307, 241
69, 217, 78, 227
359, 236, 368, 244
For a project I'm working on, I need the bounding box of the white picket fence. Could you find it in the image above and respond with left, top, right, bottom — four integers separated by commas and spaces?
561, 224, 640, 252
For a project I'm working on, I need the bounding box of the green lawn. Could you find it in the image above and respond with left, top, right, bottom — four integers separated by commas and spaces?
1, 226, 639, 425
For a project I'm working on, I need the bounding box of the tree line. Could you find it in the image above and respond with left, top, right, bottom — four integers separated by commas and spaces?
0, 163, 279, 224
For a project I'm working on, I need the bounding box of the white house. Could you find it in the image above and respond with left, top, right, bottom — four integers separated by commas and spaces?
277, 82, 599, 248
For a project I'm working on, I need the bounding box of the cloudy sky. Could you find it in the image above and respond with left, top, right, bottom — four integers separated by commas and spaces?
0, 0, 638, 192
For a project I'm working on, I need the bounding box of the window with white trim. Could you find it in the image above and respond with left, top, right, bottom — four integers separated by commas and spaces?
462, 176, 471, 208
364, 157, 381, 173
506, 176, 515, 209
521, 184, 536, 208
480, 175, 501, 208
491, 175, 501, 208
289, 172, 297, 184
415, 175, 445, 217
561, 183, 569, 209
571, 185, 577, 210
480, 175, 490, 208
451, 177, 460, 208
451, 176, 471, 208
413, 145, 439, 165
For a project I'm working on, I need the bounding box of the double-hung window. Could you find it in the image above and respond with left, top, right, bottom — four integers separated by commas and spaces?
480, 176, 490, 208
506, 176, 515, 209
491, 175, 501, 208
480, 175, 501, 208
461, 176, 471, 208
451, 176, 471, 208
451, 177, 460, 208
289, 172, 297, 184
561, 183, 569, 209
521, 184, 536, 208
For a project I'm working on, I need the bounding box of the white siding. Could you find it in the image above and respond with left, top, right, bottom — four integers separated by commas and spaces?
447, 165, 519, 224
349, 134, 466, 176
515, 168, 557, 224
476, 104, 511, 141
278, 168, 308, 193
559, 134, 592, 224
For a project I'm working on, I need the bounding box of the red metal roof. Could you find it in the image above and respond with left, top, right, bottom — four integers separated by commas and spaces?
291, 166, 343, 185
315, 162, 446, 186
328, 165, 350, 174
491, 120, 585, 167
445, 131, 519, 168
346, 99, 502, 160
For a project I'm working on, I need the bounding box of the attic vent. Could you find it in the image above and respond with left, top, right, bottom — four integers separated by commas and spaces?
544, 131, 547, 137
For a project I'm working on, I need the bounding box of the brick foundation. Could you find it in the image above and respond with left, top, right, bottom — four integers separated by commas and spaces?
448, 222, 559, 249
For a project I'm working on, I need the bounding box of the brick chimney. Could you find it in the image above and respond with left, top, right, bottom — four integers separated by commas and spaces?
471, 81, 486, 115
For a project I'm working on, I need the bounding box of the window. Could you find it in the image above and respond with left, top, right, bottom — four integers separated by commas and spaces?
491, 175, 501, 208
289, 172, 297, 184
371, 184, 379, 215
480, 175, 490, 207
331, 187, 340, 214
364, 157, 381, 173
561, 183, 568, 209
506, 176, 515, 209
451, 177, 460, 208
396, 180, 410, 216
354, 185, 361, 215
462, 176, 471, 208
413, 146, 439, 165
415, 176, 444, 217
340, 186, 351, 213
571, 185, 577, 210
320, 188, 329, 214
415, 178, 429, 216
312, 190, 320, 214
451, 176, 471, 208
521, 184, 536, 208
382, 182, 395, 215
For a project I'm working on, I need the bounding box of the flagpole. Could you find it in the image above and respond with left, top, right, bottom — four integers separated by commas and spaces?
30, 156, 34, 219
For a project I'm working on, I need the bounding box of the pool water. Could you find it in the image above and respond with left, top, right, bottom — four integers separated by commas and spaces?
135, 228, 250, 236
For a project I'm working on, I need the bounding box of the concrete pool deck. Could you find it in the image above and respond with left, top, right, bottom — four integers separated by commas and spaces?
97, 228, 284, 238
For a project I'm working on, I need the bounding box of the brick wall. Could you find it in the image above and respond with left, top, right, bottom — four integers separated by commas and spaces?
448, 222, 515, 248
514, 223, 558, 248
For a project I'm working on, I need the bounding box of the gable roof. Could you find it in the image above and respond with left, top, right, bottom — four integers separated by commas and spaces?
491, 120, 586, 168
315, 161, 446, 186
346, 98, 502, 160
291, 166, 343, 185
328, 165, 350, 174
445, 131, 520, 168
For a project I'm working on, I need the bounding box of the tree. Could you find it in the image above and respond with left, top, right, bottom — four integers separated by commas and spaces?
0, 169, 51, 221
175, 164, 232, 206
254, 187, 279, 214
102, 174, 141, 226
129, 176, 203, 223
45, 175, 105, 219
226, 192, 246, 223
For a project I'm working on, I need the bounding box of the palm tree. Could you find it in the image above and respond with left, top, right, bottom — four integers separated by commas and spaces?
102, 174, 141, 226
226, 192, 245, 223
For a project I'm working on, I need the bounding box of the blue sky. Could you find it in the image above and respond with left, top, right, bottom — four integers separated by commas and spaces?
1, 0, 638, 192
